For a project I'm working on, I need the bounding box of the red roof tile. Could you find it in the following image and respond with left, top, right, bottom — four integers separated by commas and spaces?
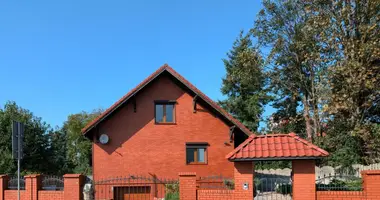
226, 132, 329, 161
81, 64, 254, 137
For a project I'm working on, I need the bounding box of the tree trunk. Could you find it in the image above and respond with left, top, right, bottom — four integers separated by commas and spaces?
302, 96, 313, 142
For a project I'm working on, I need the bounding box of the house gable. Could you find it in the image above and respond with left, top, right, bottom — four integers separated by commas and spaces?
82, 64, 254, 139
91, 72, 241, 178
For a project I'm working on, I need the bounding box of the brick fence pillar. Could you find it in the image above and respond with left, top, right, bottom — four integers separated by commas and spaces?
362, 170, 380, 199
292, 160, 316, 200
0, 175, 8, 200
25, 174, 41, 200
179, 172, 196, 200
64, 174, 84, 200
233, 162, 254, 200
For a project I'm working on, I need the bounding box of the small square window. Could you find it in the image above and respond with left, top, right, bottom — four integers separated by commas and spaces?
155, 101, 175, 123
186, 143, 208, 164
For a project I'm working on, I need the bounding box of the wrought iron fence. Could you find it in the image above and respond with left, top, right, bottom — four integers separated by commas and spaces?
41, 175, 64, 191
93, 175, 179, 200
197, 175, 234, 190
315, 165, 369, 191
7, 176, 25, 190
255, 171, 292, 200
316, 175, 362, 191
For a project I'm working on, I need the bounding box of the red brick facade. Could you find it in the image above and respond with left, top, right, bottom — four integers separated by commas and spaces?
179, 172, 197, 200
292, 160, 316, 200
233, 162, 254, 200
197, 190, 233, 200
0, 174, 82, 200
92, 74, 242, 179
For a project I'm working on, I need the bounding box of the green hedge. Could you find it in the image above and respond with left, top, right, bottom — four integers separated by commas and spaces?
316, 179, 362, 191
275, 184, 292, 195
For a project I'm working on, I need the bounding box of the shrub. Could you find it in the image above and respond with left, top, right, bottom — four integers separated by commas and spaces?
165, 183, 179, 200
275, 183, 292, 195
223, 179, 235, 190
316, 179, 362, 191
165, 192, 179, 200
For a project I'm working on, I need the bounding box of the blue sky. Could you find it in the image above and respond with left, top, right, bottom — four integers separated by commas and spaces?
0, 0, 272, 128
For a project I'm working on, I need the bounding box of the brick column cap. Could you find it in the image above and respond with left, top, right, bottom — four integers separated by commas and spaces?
178, 172, 196, 177
63, 174, 83, 178
24, 174, 40, 178
361, 170, 380, 175
0, 175, 8, 178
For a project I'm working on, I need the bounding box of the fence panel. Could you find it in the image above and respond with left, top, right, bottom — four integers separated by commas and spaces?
94, 175, 179, 200
197, 175, 234, 190
255, 171, 292, 200
7, 176, 25, 190
41, 175, 64, 191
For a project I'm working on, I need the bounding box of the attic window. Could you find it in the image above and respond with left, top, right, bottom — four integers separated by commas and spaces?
155, 100, 175, 124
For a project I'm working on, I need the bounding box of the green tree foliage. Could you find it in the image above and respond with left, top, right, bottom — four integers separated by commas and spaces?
309, 0, 380, 165
223, 0, 379, 166
0, 101, 102, 175
0, 101, 51, 174
253, 0, 330, 141
220, 31, 271, 131
48, 128, 73, 175
62, 110, 102, 174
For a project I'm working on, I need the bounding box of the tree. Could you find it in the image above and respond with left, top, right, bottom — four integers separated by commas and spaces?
253, 0, 330, 141
48, 128, 73, 175
0, 101, 52, 174
310, 0, 380, 164
219, 31, 271, 131
62, 110, 102, 174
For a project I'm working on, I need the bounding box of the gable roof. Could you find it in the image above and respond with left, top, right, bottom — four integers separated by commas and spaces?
226, 133, 329, 161
81, 64, 254, 137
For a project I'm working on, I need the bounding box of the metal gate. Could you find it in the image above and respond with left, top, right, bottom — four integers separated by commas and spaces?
93, 175, 179, 200
254, 170, 292, 200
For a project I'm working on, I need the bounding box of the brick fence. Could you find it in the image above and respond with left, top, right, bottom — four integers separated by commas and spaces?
179, 162, 380, 200
0, 174, 84, 200
316, 170, 380, 200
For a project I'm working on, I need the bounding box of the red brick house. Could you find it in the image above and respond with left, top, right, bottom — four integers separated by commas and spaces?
82, 64, 253, 180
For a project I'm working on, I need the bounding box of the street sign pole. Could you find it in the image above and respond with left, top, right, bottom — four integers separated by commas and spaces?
12, 121, 23, 200
17, 123, 20, 200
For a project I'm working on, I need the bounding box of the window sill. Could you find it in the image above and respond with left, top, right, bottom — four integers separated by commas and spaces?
186, 163, 208, 165
155, 122, 177, 125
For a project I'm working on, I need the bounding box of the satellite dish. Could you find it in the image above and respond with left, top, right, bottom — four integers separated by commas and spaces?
99, 134, 109, 144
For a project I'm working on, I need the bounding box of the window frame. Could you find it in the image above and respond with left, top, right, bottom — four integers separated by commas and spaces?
185, 143, 208, 165
154, 100, 176, 124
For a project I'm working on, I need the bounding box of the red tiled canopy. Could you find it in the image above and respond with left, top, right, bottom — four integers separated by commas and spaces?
226, 133, 329, 161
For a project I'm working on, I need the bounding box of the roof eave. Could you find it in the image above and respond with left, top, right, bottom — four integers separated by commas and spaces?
229, 156, 328, 162
82, 67, 167, 136
164, 69, 252, 136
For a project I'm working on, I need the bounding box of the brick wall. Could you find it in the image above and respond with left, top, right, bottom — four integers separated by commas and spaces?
179, 172, 197, 200
233, 162, 253, 200
315, 170, 380, 200
293, 160, 316, 200
4, 190, 26, 200
0, 174, 82, 200
37, 191, 64, 200
63, 174, 84, 200
362, 170, 380, 200
316, 191, 365, 200
197, 190, 233, 200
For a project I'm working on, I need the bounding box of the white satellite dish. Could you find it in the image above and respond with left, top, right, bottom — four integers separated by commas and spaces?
99, 134, 109, 144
